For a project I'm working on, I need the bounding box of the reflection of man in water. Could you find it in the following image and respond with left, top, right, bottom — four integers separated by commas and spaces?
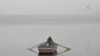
46, 36, 54, 46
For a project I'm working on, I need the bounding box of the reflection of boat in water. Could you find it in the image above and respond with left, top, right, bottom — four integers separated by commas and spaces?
38, 51, 58, 56
38, 37, 57, 53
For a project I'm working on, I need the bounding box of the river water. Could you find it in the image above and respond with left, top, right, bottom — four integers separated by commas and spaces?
0, 23, 100, 56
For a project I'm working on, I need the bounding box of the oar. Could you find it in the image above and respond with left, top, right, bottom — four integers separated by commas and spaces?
28, 48, 38, 54
54, 43, 71, 51
27, 42, 46, 53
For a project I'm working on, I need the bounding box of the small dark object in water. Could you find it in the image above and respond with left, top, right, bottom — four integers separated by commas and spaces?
38, 36, 57, 53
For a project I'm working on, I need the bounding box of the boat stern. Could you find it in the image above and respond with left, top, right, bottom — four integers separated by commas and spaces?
38, 47, 56, 53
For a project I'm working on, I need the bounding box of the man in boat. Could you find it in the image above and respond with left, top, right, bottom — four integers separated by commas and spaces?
46, 36, 54, 46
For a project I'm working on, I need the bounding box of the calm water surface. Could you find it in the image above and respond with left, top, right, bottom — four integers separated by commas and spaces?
0, 24, 99, 56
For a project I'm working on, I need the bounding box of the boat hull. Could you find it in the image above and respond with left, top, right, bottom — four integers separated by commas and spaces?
38, 45, 57, 53
38, 47, 56, 53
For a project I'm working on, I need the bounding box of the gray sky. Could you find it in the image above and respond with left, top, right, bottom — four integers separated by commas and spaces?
0, 0, 100, 15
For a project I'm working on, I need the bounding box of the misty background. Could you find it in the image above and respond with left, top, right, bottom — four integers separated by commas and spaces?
0, 0, 100, 56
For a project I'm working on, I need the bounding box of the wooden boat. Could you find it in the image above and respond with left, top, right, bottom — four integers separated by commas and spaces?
38, 37, 57, 53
